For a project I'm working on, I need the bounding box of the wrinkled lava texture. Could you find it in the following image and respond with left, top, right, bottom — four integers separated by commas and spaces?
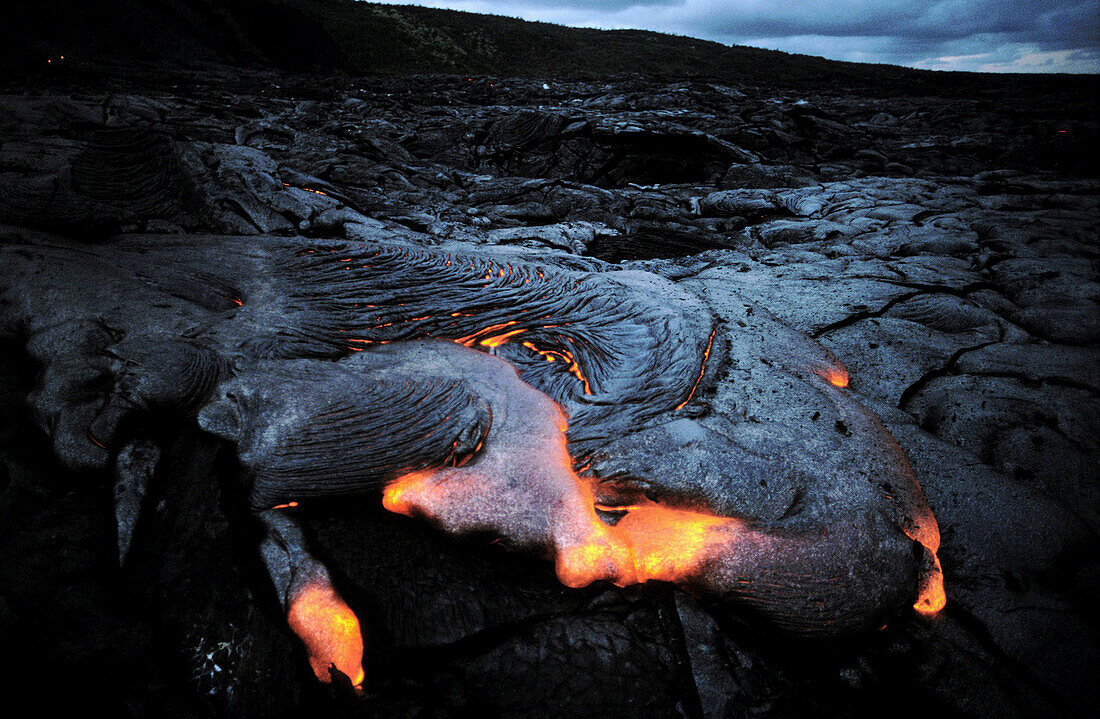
1, 52, 1098, 719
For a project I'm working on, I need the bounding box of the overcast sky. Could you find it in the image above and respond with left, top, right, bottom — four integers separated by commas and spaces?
359, 0, 1100, 73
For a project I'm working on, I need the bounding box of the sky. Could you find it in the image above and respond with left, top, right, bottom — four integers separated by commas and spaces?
357, 0, 1100, 73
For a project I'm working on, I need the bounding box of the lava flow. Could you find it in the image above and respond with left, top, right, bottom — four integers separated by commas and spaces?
383, 454, 945, 621
907, 522, 947, 616
821, 366, 849, 388
604, 499, 744, 584
383, 464, 745, 592
376, 339, 944, 640
287, 580, 365, 687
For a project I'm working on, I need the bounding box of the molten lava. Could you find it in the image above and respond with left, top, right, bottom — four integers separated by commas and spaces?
281, 182, 329, 196
521, 341, 593, 395
906, 521, 946, 616
383, 447, 945, 624
607, 500, 744, 584
820, 367, 850, 388
480, 328, 527, 348
287, 580, 365, 687
381, 471, 433, 517
914, 553, 946, 616
675, 329, 716, 410
385, 466, 749, 592
375, 339, 944, 633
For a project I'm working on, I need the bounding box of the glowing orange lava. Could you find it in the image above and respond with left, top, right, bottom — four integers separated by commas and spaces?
287, 580, 365, 686
913, 552, 946, 616
907, 521, 946, 616
675, 329, 716, 410
281, 182, 329, 196
454, 321, 518, 347
521, 341, 593, 395
609, 500, 743, 584
381, 471, 432, 517
522, 341, 556, 361
820, 367, 850, 388
480, 328, 527, 347
385, 468, 744, 591
372, 339, 943, 624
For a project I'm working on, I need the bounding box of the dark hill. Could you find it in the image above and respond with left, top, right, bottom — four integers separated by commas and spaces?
5, 0, 1093, 93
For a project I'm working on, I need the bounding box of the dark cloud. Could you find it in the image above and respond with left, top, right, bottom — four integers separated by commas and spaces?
679, 1, 1099, 47
510, 0, 682, 7
359, 0, 1100, 72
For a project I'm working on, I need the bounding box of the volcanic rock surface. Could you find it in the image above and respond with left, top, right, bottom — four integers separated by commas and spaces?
0, 63, 1097, 719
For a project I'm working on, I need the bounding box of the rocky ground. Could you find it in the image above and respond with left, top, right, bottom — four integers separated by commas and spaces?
0, 66, 1097, 717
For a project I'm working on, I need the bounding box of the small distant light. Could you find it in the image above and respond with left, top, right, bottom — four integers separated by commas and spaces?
1057, 129, 1068, 133
60, 55, 64, 60
47, 59, 51, 64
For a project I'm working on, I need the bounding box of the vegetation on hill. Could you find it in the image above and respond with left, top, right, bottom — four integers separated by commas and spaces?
3, 0, 1097, 94
260, 0, 914, 82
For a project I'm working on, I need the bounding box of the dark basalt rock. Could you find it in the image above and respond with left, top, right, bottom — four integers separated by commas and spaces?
0, 126, 207, 234
413, 110, 751, 187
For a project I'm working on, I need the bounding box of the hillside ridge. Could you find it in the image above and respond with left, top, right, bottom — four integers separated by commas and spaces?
5, 0, 1095, 90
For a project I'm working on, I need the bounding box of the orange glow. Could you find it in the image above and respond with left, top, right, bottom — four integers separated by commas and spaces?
480, 328, 526, 347
453, 321, 518, 348
372, 333, 943, 626
272, 501, 299, 509
287, 580, 365, 687
563, 350, 592, 394
381, 471, 431, 517
555, 540, 626, 587
379, 405, 947, 628
383, 399, 635, 589
519, 341, 592, 394
905, 517, 946, 616
913, 552, 946, 616
809, 358, 943, 615
821, 367, 849, 388
611, 500, 742, 584
385, 470, 744, 590
896, 490, 946, 617
281, 182, 329, 197
523, 341, 556, 361
675, 329, 716, 410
